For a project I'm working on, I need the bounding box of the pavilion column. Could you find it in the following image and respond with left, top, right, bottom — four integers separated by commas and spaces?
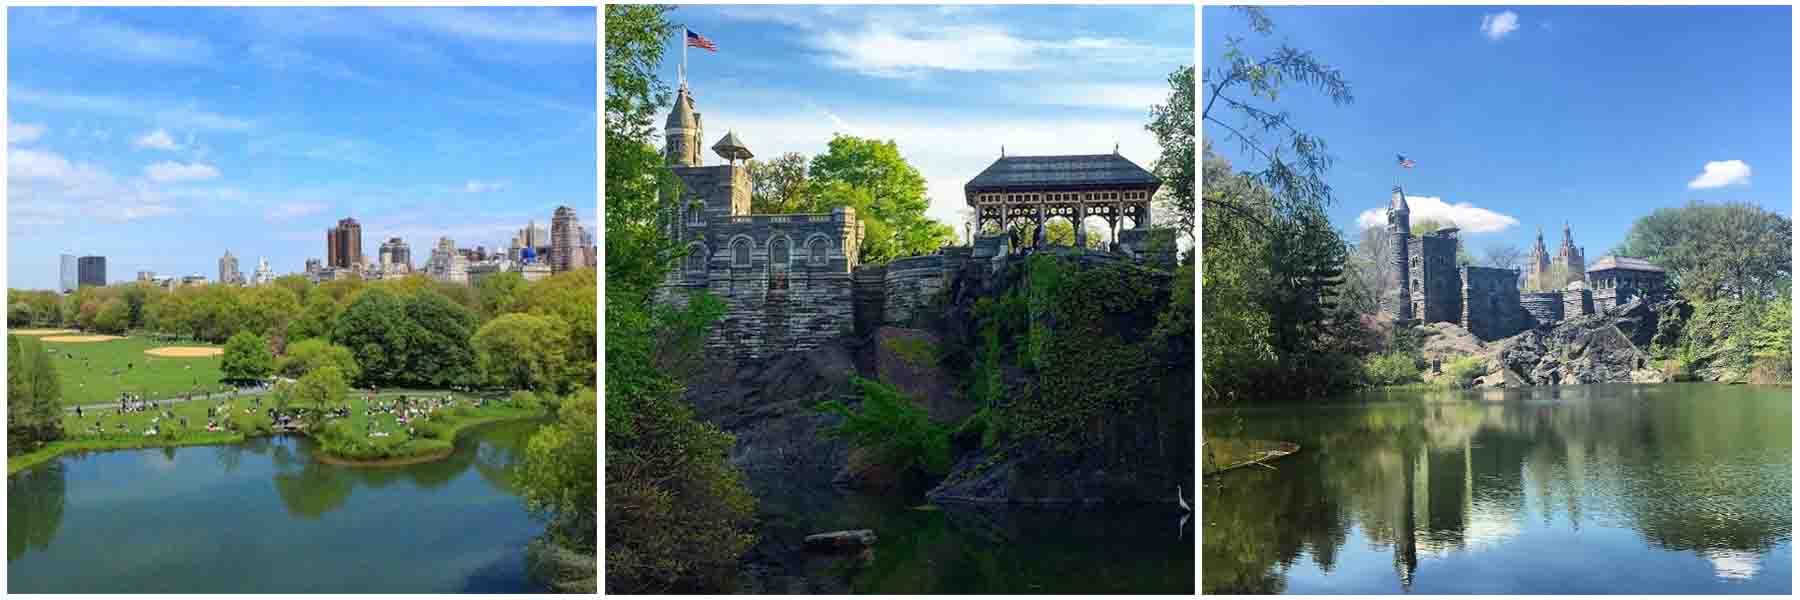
1075, 201, 1087, 249
1034, 204, 1046, 247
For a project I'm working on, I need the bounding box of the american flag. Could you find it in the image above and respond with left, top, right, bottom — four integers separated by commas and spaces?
687, 29, 717, 52
1397, 154, 1416, 168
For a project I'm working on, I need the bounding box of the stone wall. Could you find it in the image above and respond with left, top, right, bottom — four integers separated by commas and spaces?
1521, 292, 1563, 326
881, 255, 950, 327
671, 164, 750, 222
1460, 266, 1524, 341
851, 266, 887, 337
1563, 287, 1594, 320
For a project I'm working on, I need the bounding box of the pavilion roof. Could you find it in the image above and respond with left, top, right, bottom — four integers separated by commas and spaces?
964, 153, 1161, 198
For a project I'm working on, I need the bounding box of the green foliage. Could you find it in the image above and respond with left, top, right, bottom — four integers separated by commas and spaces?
333, 289, 412, 386
1752, 291, 1791, 382
604, 6, 753, 593
1442, 355, 1487, 388
7, 302, 31, 327
402, 289, 481, 388
747, 151, 814, 214
473, 313, 572, 393
93, 298, 130, 334
809, 135, 957, 263
1149, 64, 1195, 239
287, 294, 341, 343
512, 390, 544, 410
1363, 352, 1421, 386
7, 335, 64, 454
1615, 200, 1791, 303
277, 338, 360, 382
1010, 256, 1164, 445
220, 331, 274, 382
518, 390, 599, 555
294, 366, 350, 411
815, 377, 952, 476
475, 271, 529, 320
882, 333, 939, 368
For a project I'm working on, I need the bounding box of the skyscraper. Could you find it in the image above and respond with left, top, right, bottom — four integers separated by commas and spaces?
327, 218, 363, 269
60, 254, 78, 292
77, 256, 106, 288
379, 237, 412, 271
253, 257, 274, 286
219, 250, 242, 285
551, 205, 579, 272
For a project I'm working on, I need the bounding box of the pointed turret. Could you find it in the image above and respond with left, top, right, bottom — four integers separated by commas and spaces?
1390, 186, 1410, 212
664, 84, 703, 167
712, 130, 753, 166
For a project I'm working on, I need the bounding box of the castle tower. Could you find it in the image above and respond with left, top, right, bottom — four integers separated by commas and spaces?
1386, 186, 1412, 319
664, 84, 704, 167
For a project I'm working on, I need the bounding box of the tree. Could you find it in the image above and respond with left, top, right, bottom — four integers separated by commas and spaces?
294, 365, 349, 412
747, 152, 814, 214
1202, 6, 1352, 242
1481, 242, 1525, 270
1753, 290, 1791, 381
1409, 219, 1474, 266
9, 303, 32, 327
241, 286, 302, 341
476, 271, 529, 320
7, 335, 64, 453
332, 288, 411, 386
221, 331, 274, 382
809, 135, 957, 263
277, 338, 360, 382
1148, 64, 1196, 240
604, 5, 755, 593
287, 294, 340, 343
518, 389, 598, 555
93, 298, 130, 334
519, 269, 598, 389
473, 313, 571, 392
1615, 200, 1791, 302
1343, 225, 1393, 316
402, 289, 480, 388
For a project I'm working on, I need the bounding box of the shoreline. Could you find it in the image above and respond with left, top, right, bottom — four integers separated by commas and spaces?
8, 408, 547, 476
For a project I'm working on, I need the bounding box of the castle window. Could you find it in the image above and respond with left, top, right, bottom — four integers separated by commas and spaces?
808, 237, 831, 266
685, 244, 707, 272
770, 237, 790, 266
732, 239, 752, 267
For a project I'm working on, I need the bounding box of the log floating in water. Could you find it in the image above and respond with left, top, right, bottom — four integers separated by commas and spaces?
804, 529, 878, 550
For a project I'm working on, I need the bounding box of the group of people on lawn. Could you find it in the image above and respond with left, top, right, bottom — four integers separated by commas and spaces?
72, 384, 499, 441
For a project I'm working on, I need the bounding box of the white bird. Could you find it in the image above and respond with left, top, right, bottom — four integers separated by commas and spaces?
1177, 485, 1191, 512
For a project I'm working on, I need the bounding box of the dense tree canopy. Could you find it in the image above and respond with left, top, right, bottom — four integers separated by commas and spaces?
604, 4, 755, 593
1613, 200, 1791, 303
7, 335, 64, 454
1149, 64, 1196, 240
809, 135, 958, 263
221, 331, 275, 382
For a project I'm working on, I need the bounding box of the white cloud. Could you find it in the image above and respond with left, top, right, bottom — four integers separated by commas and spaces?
463, 180, 508, 193
265, 201, 327, 222
12, 87, 254, 132
144, 161, 220, 183
382, 7, 594, 45
1035, 83, 1172, 112
133, 128, 184, 151
14, 9, 214, 64
1686, 160, 1752, 189
806, 21, 1175, 80
8, 147, 179, 230
9, 122, 46, 144
1481, 11, 1520, 41
1356, 194, 1519, 233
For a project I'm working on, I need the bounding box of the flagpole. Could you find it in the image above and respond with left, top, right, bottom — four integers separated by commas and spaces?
681, 28, 688, 88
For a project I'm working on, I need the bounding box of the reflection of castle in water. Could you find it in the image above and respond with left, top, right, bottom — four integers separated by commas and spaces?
1276, 385, 1788, 592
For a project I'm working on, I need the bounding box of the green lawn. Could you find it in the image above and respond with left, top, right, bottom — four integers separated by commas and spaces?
39, 335, 229, 406
11, 389, 548, 474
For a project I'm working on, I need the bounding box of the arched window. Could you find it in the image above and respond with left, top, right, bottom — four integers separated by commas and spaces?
685, 243, 707, 272
732, 238, 752, 267
808, 237, 831, 265
770, 237, 790, 266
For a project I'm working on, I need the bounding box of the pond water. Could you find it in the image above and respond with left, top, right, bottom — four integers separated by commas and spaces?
8, 420, 548, 593
740, 485, 1194, 594
1203, 383, 1792, 595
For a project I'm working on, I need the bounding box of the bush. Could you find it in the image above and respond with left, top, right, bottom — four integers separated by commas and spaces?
814, 377, 951, 476
1364, 352, 1422, 386
1442, 356, 1487, 389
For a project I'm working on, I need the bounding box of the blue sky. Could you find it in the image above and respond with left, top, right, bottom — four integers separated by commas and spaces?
1203, 6, 1792, 259
664, 4, 1193, 238
7, 7, 596, 289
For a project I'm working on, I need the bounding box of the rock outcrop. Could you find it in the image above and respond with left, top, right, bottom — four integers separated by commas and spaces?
683, 339, 860, 493
1492, 299, 1658, 386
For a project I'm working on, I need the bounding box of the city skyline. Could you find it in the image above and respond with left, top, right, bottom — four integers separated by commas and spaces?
6, 6, 597, 289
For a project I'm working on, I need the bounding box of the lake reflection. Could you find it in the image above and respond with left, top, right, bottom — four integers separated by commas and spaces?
1203, 384, 1792, 595
8, 420, 545, 593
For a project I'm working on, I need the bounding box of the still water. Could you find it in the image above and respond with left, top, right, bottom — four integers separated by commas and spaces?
1203, 384, 1792, 595
8, 420, 547, 593
742, 486, 1194, 594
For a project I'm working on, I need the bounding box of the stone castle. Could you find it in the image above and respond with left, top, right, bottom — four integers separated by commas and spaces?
656, 83, 1172, 360
1383, 187, 1667, 341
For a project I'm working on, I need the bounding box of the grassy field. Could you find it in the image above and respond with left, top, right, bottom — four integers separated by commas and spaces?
10, 389, 549, 474
38, 335, 229, 406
